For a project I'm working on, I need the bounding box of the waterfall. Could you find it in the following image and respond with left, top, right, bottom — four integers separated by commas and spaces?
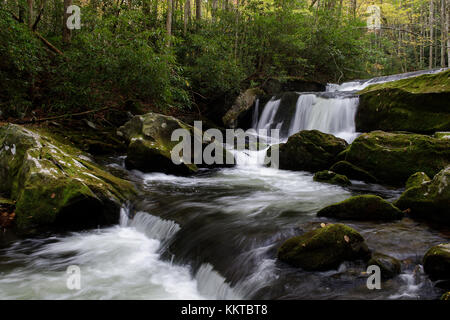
251, 68, 447, 144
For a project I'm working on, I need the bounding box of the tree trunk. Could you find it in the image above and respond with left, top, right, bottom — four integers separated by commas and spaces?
184, 0, 191, 35
442, 0, 447, 67
429, 0, 434, 69
447, 0, 450, 67
195, 0, 201, 20
166, 0, 172, 46
62, 0, 72, 44
212, 0, 218, 22
27, 0, 33, 29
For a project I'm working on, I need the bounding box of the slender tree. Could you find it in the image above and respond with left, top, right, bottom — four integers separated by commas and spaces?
63, 0, 72, 44
166, 0, 173, 46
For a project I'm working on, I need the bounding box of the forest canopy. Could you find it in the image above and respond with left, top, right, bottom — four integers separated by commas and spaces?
0, 0, 448, 119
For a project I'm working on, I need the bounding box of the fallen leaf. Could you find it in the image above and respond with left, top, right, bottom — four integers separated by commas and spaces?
320, 223, 326, 228
344, 235, 350, 243
51, 193, 56, 199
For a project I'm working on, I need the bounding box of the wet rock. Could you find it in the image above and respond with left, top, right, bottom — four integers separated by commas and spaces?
344, 131, 450, 186
268, 130, 348, 172
395, 166, 450, 223
317, 195, 404, 221
277, 223, 371, 271
367, 253, 401, 279
356, 69, 450, 134
329, 161, 377, 183
423, 243, 450, 281
222, 88, 265, 128
0, 124, 136, 234
435, 132, 450, 140
405, 172, 431, 190
313, 170, 351, 186
119, 112, 234, 175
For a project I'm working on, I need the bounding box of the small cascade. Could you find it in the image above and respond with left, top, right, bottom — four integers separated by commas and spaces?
251, 99, 260, 128
256, 99, 282, 131
128, 211, 181, 243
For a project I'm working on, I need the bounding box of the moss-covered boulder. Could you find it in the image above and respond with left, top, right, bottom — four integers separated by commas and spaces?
118, 112, 234, 175
277, 223, 370, 271
423, 243, 450, 281
329, 161, 377, 183
0, 196, 15, 228
441, 292, 450, 300
313, 170, 351, 186
367, 253, 401, 279
344, 131, 450, 186
435, 132, 450, 140
405, 172, 431, 190
0, 124, 136, 234
222, 88, 264, 128
395, 167, 450, 223
317, 195, 404, 221
356, 70, 450, 134
268, 130, 348, 172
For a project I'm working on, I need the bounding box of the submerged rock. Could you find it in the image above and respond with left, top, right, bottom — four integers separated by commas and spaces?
356, 69, 450, 134
222, 88, 264, 128
277, 223, 370, 271
329, 161, 377, 183
0, 124, 136, 234
344, 131, 450, 186
423, 243, 450, 281
367, 253, 401, 279
313, 170, 351, 186
268, 130, 348, 172
395, 167, 450, 223
118, 112, 234, 175
317, 195, 404, 221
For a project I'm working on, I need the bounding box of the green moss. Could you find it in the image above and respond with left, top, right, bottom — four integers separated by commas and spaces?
329, 161, 377, 183
0, 124, 136, 234
313, 170, 351, 186
356, 70, 450, 133
359, 70, 450, 95
317, 195, 404, 221
270, 130, 348, 172
405, 172, 431, 190
423, 243, 450, 280
345, 131, 450, 186
395, 166, 450, 223
277, 223, 370, 271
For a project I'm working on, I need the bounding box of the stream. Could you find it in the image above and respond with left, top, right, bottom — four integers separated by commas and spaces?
0, 69, 448, 300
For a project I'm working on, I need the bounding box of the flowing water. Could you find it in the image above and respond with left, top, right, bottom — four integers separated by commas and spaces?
0, 69, 448, 300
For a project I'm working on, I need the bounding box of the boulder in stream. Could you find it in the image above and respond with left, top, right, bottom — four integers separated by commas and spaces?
268, 130, 348, 172
118, 112, 235, 175
329, 161, 377, 183
277, 223, 371, 271
313, 170, 351, 186
0, 124, 136, 234
367, 253, 401, 279
317, 195, 404, 221
356, 69, 450, 134
344, 131, 450, 186
395, 166, 450, 223
423, 243, 450, 281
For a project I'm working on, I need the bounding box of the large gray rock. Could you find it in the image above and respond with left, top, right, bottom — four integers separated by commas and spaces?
0, 124, 136, 234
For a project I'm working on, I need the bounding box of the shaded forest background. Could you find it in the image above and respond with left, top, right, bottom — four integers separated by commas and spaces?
0, 0, 448, 122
